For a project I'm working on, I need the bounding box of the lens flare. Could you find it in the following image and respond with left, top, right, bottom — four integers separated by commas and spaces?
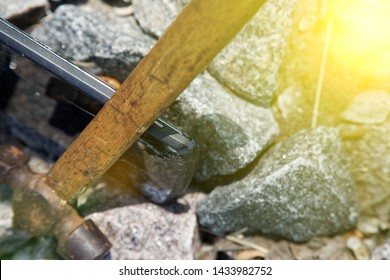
330, 0, 390, 80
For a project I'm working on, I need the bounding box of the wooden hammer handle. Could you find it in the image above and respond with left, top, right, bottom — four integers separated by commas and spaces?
47, 0, 267, 202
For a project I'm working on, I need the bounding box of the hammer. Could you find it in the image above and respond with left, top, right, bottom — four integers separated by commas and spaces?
1, 0, 267, 259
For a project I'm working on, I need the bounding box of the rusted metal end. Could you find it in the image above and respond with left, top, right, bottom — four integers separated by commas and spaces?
56, 219, 111, 260
0, 144, 111, 259
12, 179, 56, 235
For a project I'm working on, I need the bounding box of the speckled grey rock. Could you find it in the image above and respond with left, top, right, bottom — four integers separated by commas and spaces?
208, 0, 296, 107
340, 123, 390, 220
87, 193, 203, 260
341, 90, 390, 125
31, 4, 155, 81
132, 0, 189, 38
197, 127, 359, 242
0, 0, 48, 27
339, 90, 390, 219
163, 72, 279, 181
372, 236, 390, 260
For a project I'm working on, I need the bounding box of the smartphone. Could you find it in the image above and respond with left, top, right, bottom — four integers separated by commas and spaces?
0, 18, 199, 204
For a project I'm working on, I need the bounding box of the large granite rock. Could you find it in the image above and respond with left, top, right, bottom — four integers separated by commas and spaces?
208, 0, 296, 107
133, 0, 296, 107
31, 4, 155, 81
132, 0, 189, 38
163, 72, 279, 181
87, 193, 203, 259
0, 0, 48, 28
340, 90, 390, 219
197, 127, 359, 242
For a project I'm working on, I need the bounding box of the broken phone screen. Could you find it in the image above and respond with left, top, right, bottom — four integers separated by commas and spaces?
0, 18, 199, 204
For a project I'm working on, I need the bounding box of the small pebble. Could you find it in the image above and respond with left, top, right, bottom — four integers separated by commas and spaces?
357, 217, 380, 236
346, 236, 370, 260
372, 242, 390, 260
28, 156, 50, 174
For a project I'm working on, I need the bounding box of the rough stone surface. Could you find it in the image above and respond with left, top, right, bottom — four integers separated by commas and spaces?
208, 0, 296, 107
132, 0, 189, 38
163, 72, 279, 181
346, 236, 370, 260
197, 127, 358, 242
372, 236, 390, 260
31, 4, 155, 81
341, 90, 390, 125
339, 90, 390, 218
28, 155, 51, 174
86, 0, 128, 15
87, 193, 203, 259
357, 217, 381, 236
0, 0, 48, 27
340, 121, 390, 219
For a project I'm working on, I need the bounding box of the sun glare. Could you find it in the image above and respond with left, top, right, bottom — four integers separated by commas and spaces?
330, 0, 390, 78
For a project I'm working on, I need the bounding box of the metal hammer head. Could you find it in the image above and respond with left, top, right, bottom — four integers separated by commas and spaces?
0, 144, 112, 259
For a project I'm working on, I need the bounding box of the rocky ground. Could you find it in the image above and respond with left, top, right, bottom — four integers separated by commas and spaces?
1, 0, 390, 260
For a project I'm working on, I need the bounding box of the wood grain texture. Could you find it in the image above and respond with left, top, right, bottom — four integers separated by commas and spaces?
47, 0, 267, 202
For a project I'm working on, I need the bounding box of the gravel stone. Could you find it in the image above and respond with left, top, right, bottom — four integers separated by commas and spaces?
346, 236, 370, 260
28, 156, 51, 174
87, 193, 203, 259
132, 0, 189, 38
163, 72, 279, 181
340, 120, 390, 220
357, 217, 380, 236
341, 90, 390, 124
197, 127, 359, 242
0, 0, 48, 27
339, 90, 390, 219
372, 236, 390, 260
208, 0, 296, 107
